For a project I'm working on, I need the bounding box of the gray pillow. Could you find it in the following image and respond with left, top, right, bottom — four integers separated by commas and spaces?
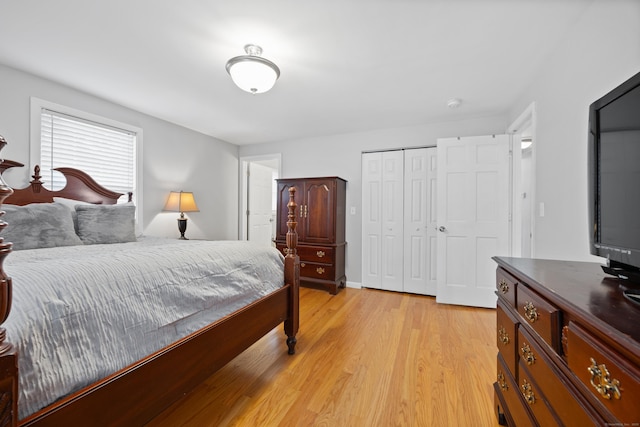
53, 197, 93, 233
1, 203, 84, 250
75, 203, 136, 244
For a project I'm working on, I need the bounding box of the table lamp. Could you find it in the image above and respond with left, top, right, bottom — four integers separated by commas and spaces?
163, 191, 199, 239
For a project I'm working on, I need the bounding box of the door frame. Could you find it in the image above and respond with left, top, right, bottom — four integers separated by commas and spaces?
507, 102, 537, 258
239, 153, 282, 240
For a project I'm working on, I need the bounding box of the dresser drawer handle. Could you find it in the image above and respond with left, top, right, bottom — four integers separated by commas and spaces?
588, 358, 621, 400
316, 267, 325, 275
498, 326, 510, 346
498, 279, 509, 294
521, 380, 536, 405
300, 262, 306, 268
497, 371, 508, 391
316, 250, 325, 258
521, 343, 536, 365
523, 301, 539, 323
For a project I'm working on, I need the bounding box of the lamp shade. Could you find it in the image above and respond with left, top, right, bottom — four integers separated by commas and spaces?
163, 191, 199, 214
226, 44, 280, 94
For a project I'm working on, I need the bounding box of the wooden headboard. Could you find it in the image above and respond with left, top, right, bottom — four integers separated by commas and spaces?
0, 161, 127, 205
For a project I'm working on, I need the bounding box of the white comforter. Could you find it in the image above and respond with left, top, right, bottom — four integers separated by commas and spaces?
3, 237, 285, 420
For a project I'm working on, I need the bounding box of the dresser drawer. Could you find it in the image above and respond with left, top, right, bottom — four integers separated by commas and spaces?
518, 327, 601, 426
567, 322, 640, 424
300, 261, 335, 280
496, 267, 517, 307
518, 361, 561, 426
497, 354, 535, 427
517, 285, 561, 352
497, 300, 518, 378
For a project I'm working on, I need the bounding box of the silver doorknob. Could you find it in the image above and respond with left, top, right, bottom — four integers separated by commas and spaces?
438, 226, 447, 232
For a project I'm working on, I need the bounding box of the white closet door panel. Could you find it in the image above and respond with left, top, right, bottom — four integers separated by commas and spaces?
380, 151, 404, 292
403, 148, 429, 295
426, 148, 438, 295
362, 152, 383, 288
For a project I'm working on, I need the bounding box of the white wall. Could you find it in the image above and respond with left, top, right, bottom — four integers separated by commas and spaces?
508, 0, 640, 262
239, 115, 508, 286
0, 64, 239, 240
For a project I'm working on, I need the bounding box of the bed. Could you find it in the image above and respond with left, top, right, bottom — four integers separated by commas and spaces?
0, 136, 300, 426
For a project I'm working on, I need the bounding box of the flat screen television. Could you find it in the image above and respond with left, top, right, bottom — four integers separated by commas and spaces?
589, 70, 640, 285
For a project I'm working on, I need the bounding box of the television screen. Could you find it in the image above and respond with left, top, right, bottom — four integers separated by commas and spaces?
590, 70, 640, 279
598, 84, 640, 249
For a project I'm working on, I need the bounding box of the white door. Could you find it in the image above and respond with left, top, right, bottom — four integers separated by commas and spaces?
403, 148, 433, 295
247, 162, 276, 247
362, 150, 404, 291
436, 135, 510, 308
362, 152, 383, 289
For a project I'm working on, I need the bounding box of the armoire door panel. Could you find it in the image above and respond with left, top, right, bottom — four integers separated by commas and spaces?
275, 182, 301, 241
304, 180, 335, 244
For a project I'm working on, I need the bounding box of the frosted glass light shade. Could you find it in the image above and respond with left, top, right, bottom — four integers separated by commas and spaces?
226, 45, 280, 94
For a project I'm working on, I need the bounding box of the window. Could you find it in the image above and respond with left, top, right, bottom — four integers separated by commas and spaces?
30, 98, 142, 205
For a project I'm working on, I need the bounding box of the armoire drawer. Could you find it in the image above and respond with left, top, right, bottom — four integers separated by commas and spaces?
517, 285, 561, 352
300, 261, 335, 280
567, 322, 640, 424
296, 245, 335, 263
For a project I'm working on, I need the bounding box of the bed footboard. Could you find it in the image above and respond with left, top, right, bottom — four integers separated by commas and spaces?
0, 136, 17, 426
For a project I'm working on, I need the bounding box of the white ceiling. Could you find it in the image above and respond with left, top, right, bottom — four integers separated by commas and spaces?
0, 1, 592, 145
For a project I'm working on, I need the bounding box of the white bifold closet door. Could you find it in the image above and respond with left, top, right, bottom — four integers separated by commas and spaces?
361, 148, 437, 295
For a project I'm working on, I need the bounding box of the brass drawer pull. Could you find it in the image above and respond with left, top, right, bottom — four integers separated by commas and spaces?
521, 343, 536, 365
521, 380, 536, 405
316, 250, 325, 258
316, 267, 325, 275
498, 279, 509, 294
300, 262, 306, 268
588, 358, 621, 400
497, 371, 508, 391
523, 301, 539, 323
498, 326, 510, 346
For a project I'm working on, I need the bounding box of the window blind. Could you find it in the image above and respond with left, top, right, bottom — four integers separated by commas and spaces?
40, 109, 136, 202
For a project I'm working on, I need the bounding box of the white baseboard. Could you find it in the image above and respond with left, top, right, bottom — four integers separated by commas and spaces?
346, 281, 362, 289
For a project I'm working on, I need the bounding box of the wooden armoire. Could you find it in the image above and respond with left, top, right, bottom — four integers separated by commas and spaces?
275, 177, 346, 294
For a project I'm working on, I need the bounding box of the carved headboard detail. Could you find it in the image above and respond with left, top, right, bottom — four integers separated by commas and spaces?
0, 161, 126, 205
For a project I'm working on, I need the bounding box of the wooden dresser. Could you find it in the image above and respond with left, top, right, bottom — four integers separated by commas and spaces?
493, 257, 640, 426
275, 177, 346, 294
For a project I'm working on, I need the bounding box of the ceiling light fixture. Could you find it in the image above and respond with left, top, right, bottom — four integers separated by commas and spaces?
225, 44, 280, 94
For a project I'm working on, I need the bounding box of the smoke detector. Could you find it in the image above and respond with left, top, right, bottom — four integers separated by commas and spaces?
447, 98, 462, 109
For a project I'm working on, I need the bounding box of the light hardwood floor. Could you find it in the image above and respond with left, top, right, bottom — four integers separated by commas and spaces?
147, 287, 500, 427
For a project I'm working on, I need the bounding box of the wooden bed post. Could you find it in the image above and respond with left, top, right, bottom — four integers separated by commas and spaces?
284, 186, 300, 355
0, 135, 17, 427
